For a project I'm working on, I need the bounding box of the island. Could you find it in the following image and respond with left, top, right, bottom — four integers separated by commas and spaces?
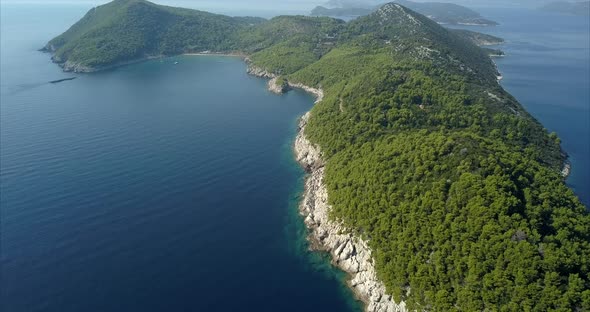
44, 0, 590, 311
540, 1, 590, 16
310, 0, 499, 26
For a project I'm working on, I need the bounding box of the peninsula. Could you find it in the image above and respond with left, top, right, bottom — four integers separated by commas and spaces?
44, 1, 590, 311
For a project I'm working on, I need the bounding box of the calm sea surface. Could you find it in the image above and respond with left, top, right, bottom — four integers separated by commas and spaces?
0, 4, 362, 312
1, 4, 588, 312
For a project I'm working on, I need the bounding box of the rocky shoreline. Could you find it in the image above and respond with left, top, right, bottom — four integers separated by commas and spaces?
562, 160, 572, 178
247, 65, 325, 103
42, 49, 245, 73
247, 62, 405, 312
267, 77, 289, 94
41, 41, 160, 72
294, 113, 407, 312
48, 55, 164, 73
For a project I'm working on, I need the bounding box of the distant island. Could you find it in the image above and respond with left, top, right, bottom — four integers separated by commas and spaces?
44, 1, 590, 311
540, 1, 590, 15
311, 6, 374, 17
310, 0, 499, 25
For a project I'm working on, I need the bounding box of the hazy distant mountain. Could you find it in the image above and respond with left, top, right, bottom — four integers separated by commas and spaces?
323, 0, 382, 7
540, 1, 590, 15
310, 0, 498, 25
311, 5, 373, 16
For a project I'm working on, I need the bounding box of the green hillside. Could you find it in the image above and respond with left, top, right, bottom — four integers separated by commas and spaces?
43, 0, 263, 71
238, 16, 344, 74
45, 1, 590, 311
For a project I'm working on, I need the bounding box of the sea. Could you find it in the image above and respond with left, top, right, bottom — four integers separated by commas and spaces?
1, 3, 588, 312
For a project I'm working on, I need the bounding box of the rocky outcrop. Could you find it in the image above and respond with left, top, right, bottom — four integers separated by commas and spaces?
61, 60, 96, 73
246, 64, 324, 103
294, 112, 407, 312
562, 160, 571, 178
246, 63, 277, 79
268, 77, 290, 94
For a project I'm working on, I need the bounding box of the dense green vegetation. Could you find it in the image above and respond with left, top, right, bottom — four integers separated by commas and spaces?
44, 0, 264, 68
47, 1, 589, 311
310, 0, 499, 26
239, 16, 344, 74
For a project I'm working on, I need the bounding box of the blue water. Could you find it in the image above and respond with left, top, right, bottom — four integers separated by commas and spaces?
1, 4, 589, 312
447, 8, 590, 207
0, 4, 362, 312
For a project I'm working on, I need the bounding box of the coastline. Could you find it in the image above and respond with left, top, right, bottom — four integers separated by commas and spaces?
293, 113, 407, 312
50, 55, 164, 73
183, 51, 247, 58
562, 160, 572, 178
247, 64, 405, 312
491, 57, 572, 180
246, 64, 325, 103
45, 51, 246, 73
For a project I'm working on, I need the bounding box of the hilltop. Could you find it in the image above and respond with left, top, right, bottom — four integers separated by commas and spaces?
42, 0, 264, 71
310, 0, 499, 25
45, 1, 590, 311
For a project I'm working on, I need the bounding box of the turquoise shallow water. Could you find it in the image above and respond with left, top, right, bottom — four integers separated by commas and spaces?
0, 4, 363, 312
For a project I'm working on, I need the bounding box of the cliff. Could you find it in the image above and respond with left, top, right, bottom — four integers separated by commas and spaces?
250, 65, 390, 311
295, 112, 407, 312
